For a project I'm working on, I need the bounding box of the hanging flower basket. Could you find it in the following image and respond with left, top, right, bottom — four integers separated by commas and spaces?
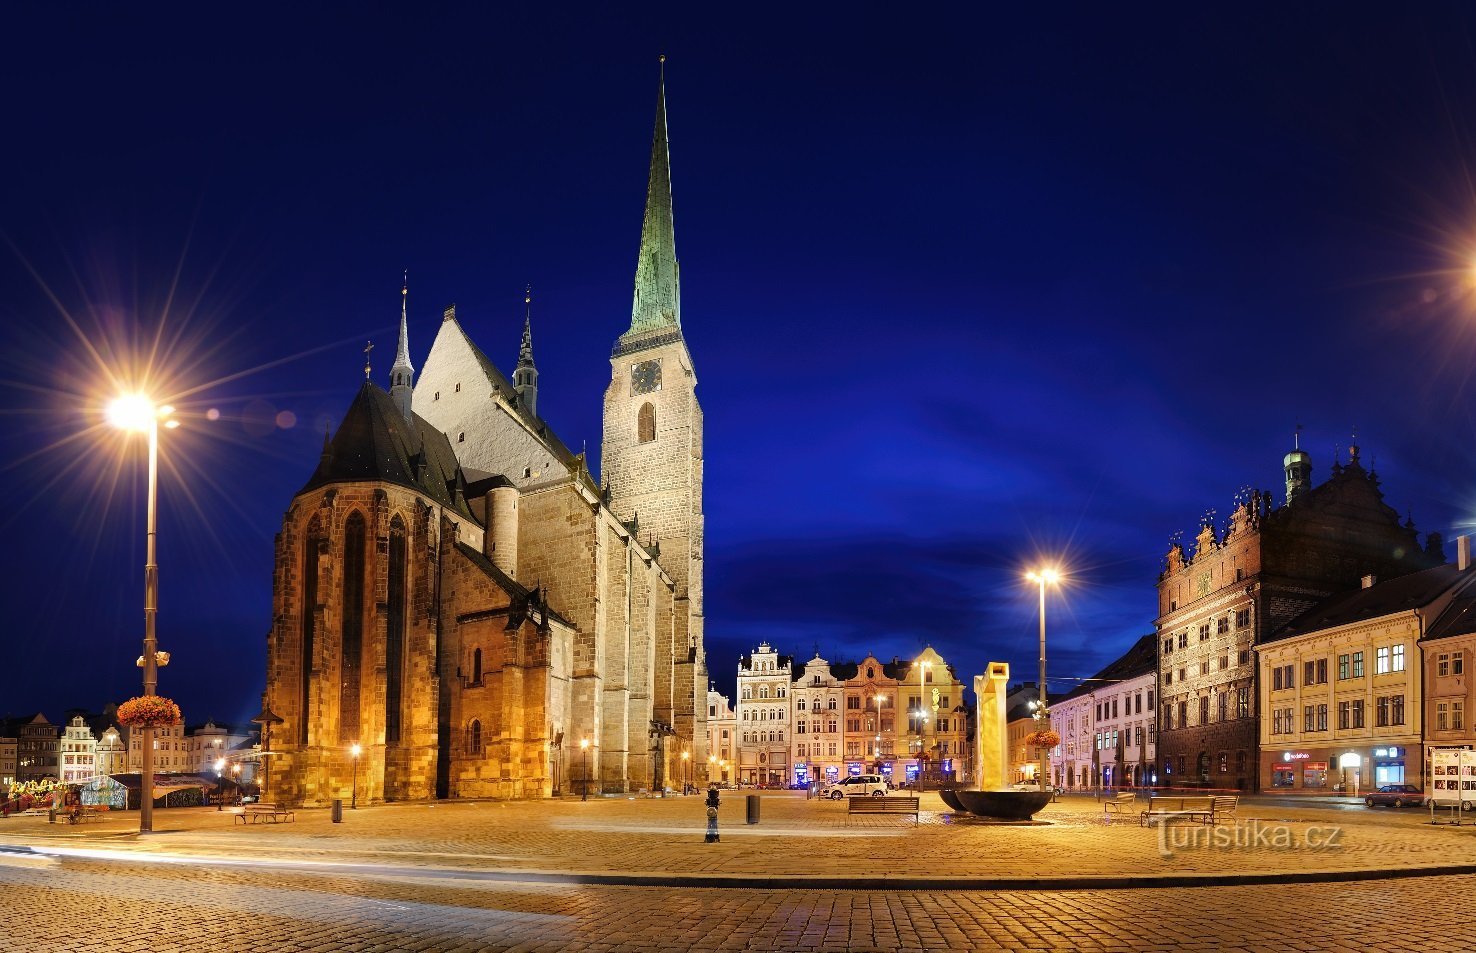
1026, 729, 1061, 750
116, 695, 182, 730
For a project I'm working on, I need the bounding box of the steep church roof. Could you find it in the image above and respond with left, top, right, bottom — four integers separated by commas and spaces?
430, 311, 583, 472
301, 381, 474, 518
624, 60, 680, 339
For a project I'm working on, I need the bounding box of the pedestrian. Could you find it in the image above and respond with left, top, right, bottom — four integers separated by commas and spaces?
704, 783, 720, 843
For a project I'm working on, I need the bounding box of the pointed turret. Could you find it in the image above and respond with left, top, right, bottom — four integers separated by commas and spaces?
513, 285, 539, 418
623, 57, 681, 340
390, 271, 415, 422
1284, 426, 1312, 504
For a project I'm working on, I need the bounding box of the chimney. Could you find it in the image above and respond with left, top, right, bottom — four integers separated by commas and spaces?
1459, 535, 1471, 572
1361, 574, 1377, 590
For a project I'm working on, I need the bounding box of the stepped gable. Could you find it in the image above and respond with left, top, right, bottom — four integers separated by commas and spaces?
301, 380, 473, 519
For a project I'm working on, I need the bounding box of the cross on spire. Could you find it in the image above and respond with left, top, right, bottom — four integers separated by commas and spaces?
363, 340, 374, 380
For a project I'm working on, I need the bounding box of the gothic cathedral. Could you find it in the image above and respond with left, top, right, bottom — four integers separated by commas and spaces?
262, 73, 708, 805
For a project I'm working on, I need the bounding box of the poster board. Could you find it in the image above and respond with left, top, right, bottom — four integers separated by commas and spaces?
1429, 747, 1476, 806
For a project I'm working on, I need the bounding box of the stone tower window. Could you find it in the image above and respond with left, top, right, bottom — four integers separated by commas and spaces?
469, 720, 482, 755
638, 402, 656, 443
472, 647, 483, 687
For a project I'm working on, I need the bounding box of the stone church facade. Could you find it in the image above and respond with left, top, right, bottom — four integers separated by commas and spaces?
262, 75, 708, 805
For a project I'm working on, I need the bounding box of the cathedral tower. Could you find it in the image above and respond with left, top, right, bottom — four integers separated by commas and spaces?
602, 62, 706, 744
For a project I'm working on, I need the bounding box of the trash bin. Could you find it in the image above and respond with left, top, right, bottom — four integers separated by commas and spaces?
746, 793, 760, 825
331, 798, 343, 823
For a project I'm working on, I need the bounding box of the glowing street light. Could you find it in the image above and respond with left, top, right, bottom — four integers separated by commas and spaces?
1026, 567, 1064, 793
681, 749, 691, 794
109, 393, 176, 833
214, 757, 226, 811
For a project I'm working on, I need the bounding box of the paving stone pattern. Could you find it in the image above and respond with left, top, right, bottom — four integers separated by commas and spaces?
7, 792, 1476, 882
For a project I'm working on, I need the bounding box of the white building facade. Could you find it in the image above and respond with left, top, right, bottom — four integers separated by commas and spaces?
790, 654, 845, 788
705, 690, 735, 784
59, 716, 98, 784
736, 643, 792, 786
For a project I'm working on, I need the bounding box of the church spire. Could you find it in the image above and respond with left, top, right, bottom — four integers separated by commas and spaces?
625, 56, 680, 338
390, 271, 415, 422
514, 284, 540, 417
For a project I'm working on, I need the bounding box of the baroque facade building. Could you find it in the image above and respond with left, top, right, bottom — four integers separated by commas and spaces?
262, 73, 708, 805
736, 643, 792, 786
1156, 441, 1439, 791
790, 654, 845, 787
59, 715, 98, 783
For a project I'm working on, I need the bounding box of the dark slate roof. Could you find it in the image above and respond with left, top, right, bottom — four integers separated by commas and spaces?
1058, 633, 1158, 703
1426, 588, 1476, 643
1270, 564, 1471, 642
300, 381, 474, 519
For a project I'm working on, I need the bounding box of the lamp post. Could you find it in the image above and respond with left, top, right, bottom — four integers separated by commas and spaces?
915, 660, 930, 789
681, 750, 690, 794
350, 743, 362, 809
108, 394, 176, 833
1027, 567, 1061, 794
214, 758, 225, 811
580, 738, 591, 801
250, 695, 284, 804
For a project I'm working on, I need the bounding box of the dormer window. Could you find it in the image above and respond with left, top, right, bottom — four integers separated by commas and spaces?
458, 432, 465, 443
455, 382, 461, 392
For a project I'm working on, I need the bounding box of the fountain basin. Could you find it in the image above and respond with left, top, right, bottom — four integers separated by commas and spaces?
948, 789, 1052, 820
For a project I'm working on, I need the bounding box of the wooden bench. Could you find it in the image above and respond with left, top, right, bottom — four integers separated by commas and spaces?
1140, 795, 1214, 826
233, 802, 295, 825
847, 795, 921, 821
1103, 791, 1136, 819
1211, 795, 1239, 823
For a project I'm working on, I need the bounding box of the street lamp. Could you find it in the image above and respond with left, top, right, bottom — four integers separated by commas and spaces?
1027, 567, 1062, 794
580, 738, 591, 801
108, 393, 177, 834
214, 758, 226, 811
681, 750, 690, 794
231, 763, 241, 804
915, 660, 931, 789
350, 743, 362, 809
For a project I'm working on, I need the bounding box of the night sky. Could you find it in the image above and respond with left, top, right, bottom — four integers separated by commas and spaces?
6, 6, 1476, 730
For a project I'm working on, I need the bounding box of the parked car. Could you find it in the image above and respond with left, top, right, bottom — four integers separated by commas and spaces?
1364, 784, 1425, 808
822, 774, 889, 799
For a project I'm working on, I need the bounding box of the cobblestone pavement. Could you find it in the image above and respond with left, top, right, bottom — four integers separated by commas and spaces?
2, 851, 1475, 952
5, 792, 1476, 883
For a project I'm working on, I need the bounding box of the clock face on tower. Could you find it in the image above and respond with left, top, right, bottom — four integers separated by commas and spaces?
631, 359, 662, 395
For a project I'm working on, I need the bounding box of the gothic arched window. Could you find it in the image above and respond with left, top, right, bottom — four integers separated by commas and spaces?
637, 402, 655, 443
469, 719, 482, 754
300, 521, 323, 745
472, 647, 483, 686
340, 512, 367, 743
386, 516, 407, 745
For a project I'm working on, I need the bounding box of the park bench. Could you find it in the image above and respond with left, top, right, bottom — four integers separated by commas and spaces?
1102, 791, 1136, 819
1139, 795, 1214, 827
66, 806, 107, 824
847, 795, 920, 822
1210, 795, 1239, 823
234, 802, 295, 825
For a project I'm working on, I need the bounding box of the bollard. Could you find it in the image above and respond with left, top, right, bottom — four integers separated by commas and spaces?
331, 798, 343, 823
746, 793, 760, 825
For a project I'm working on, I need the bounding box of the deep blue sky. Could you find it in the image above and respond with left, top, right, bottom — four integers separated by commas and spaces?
6, 5, 1476, 728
